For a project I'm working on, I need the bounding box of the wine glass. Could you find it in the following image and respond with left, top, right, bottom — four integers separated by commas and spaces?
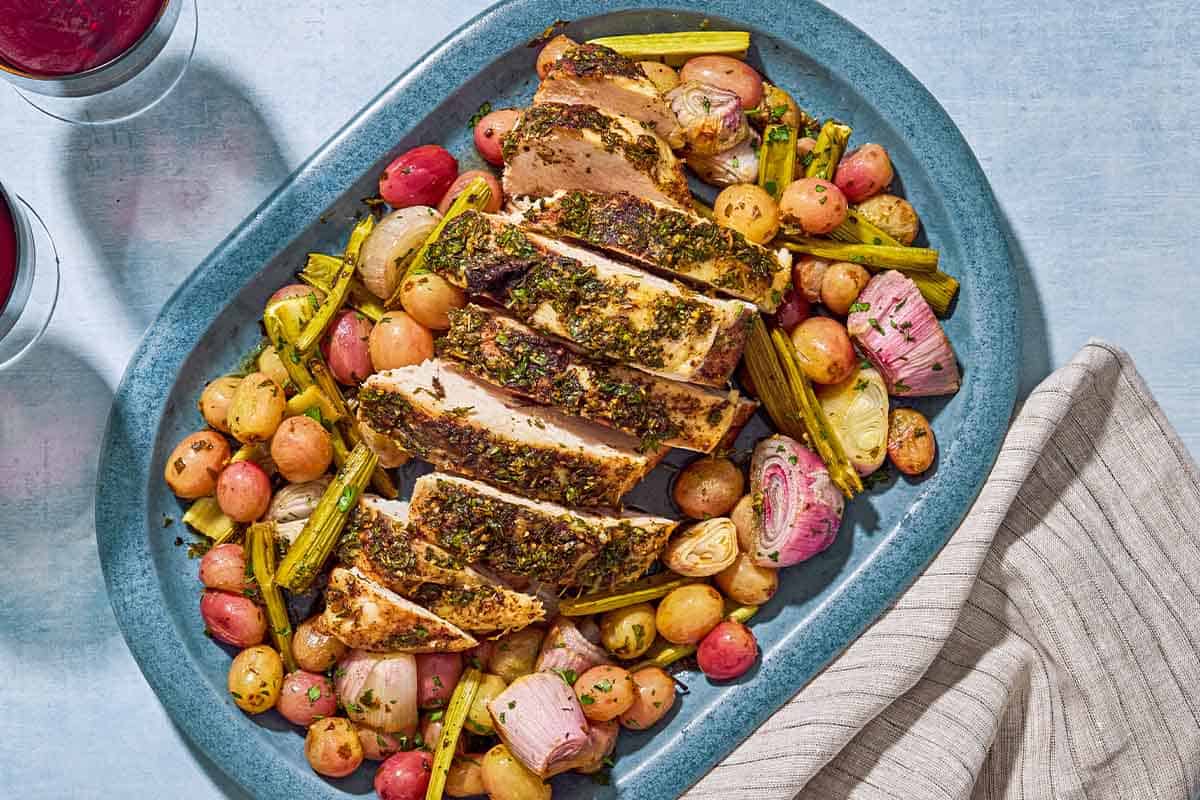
0, 179, 60, 369
0, 0, 199, 125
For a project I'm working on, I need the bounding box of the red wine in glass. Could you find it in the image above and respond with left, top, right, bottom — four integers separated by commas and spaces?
0, 191, 16, 313
0, 0, 167, 77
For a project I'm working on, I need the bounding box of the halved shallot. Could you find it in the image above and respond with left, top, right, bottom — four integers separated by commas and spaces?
749, 435, 844, 567
535, 617, 612, 678
815, 365, 890, 476
333, 649, 419, 734
546, 719, 619, 776
662, 518, 739, 577
666, 81, 748, 156
846, 270, 961, 397
488, 672, 590, 777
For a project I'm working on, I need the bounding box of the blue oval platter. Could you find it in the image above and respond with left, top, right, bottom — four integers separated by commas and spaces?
96, 1, 1018, 798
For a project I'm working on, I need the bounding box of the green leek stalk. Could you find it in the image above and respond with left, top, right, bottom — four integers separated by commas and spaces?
263, 296, 318, 390
831, 208, 903, 247
301, 253, 385, 322
426, 668, 483, 800
386, 176, 493, 308
771, 328, 863, 497
909, 271, 960, 317
757, 123, 798, 200
284, 385, 341, 423
742, 315, 810, 443
182, 497, 239, 543
826, 212, 960, 315
296, 215, 375, 354
586, 31, 750, 64
780, 238, 939, 273
558, 573, 698, 616
804, 120, 852, 181
274, 443, 378, 592
308, 357, 401, 498
247, 521, 297, 673
632, 604, 759, 670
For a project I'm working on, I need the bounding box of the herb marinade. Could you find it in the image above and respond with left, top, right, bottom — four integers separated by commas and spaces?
356, 385, 640, 508
440, 305, 737, 452
410, 477, 675, 590
522, 190, 786, 310
337, 503, 545, 632
424, 211, 750, 385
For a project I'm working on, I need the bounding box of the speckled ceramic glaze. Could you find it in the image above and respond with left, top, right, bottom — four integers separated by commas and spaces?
95, 1, 1018, 798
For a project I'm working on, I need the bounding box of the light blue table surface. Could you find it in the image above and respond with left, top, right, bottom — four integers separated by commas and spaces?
1, 1, 1196, 796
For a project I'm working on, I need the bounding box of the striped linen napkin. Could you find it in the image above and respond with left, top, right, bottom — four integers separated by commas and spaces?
685, 341, 1200, 799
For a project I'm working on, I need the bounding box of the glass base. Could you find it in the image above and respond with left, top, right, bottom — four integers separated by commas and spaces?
0, 197, 59, 370
12, 0, 198, 126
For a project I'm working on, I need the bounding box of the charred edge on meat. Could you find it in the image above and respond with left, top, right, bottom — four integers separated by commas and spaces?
441, 306, 716, 452
501, 103, 662, 176
418, 477, 662, 588
524, 190, 783, 294
695, 309, 756, 385
545, 43, 648, 80
425, 212, 718, 372
356, 386, 619, 507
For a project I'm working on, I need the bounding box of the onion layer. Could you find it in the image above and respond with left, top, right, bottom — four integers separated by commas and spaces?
334, 650, 419, 734
357, 207, 441, 300
749, 435, 844, 567
488, 672, 590, 777
666, 80, 748, 156
846, 270, 961, 397
662, 518, 739, 577
816, 366, 889, 476
545, 719, 619, 776
535, 617, 611, 678
686, 133, 760, 187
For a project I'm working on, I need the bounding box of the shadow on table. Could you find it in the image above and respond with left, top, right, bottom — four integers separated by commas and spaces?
998, 205, 1050, 401
0, 339, 113, 634
171, 720, 254, 800
59, 56, 289, 332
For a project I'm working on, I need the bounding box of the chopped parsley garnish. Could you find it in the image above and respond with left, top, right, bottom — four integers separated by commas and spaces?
468, 102, 493, 128
848, 302, 870, 313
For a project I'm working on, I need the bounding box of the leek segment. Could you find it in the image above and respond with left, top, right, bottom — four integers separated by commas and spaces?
385, 177, 493, 308
247, 521, 297, 672
586, 31, 750, 66
426, 668, 483, 800
559, 572, 698, 616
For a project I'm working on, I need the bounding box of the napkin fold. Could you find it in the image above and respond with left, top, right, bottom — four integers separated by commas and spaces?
686, 341, 1200, 800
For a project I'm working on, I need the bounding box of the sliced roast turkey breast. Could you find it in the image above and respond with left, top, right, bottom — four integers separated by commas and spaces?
502, 103, 691, 208
422, 211, 754, 386
356, 359, 651, 508
408, 472, 678, 590
513, 190, 792, 312
534, 43, 682, 148
439, 304, 739, 452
